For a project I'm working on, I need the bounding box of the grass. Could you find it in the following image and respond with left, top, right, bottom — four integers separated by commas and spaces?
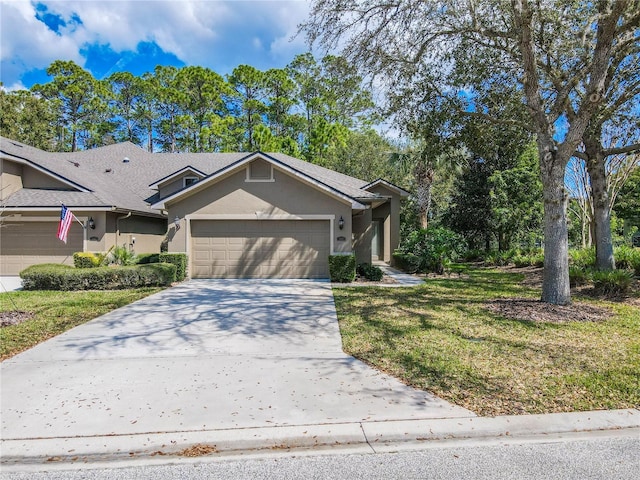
0, 288, 163, 361
333, 267, 640, 416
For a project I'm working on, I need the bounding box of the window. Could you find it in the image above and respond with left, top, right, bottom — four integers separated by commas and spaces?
183, 176, 199, 188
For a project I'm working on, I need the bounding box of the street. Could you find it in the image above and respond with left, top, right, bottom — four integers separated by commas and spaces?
4, 430, 638, 480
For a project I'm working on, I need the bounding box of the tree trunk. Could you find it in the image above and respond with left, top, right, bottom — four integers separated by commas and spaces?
414, 163, 433, 229
585, 138, 615, 270
540, 151, 571, 305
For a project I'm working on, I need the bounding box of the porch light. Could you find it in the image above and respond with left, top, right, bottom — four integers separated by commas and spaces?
174, 216, 181, 230
88, 217, 95, 229
338, 216, 345, 230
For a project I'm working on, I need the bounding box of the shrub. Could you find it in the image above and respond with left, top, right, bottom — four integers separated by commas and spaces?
20, 263, 176, 291
329, 254, 356, 283
569, 248, 596, 269
108, 246, 137, 266
392, 252, 421, 274
357, 263, 384, 282
400, 227, 465, 274
569, 266, 591, 287
159, 253, 188, 281
136, 253, 160, 264
73, 252, 103, 269
592, 270, 634, 296
614, 246, 640, 274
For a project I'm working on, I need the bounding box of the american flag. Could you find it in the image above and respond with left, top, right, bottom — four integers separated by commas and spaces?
57, 204, 74, 243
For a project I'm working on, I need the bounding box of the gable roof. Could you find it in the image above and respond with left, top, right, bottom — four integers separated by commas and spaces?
148, 166, 207, 188
151, 152, 371, 210
1, 136, 397, 215
362, 178, 411, 197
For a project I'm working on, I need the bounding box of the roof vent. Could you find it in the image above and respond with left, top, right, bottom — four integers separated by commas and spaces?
105, 168, 112, 173
123, 157, 130, 163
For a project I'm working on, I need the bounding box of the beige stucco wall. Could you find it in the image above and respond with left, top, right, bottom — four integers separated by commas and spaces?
22, 165, 71, 190
158, 173, 202, 199
85, 212, 167, 254
368, 185, 402, 264
0, 159, 24, 200
166, 166, 353, 255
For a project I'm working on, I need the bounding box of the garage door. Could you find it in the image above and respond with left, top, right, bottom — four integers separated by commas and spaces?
191, 220, 330, 278
0, 222, 83, 275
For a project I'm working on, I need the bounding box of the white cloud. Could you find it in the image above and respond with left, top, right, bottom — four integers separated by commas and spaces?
0, 0, 312, 85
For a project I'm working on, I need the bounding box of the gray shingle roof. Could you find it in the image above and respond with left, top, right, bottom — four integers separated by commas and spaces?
1, 136, 386, 213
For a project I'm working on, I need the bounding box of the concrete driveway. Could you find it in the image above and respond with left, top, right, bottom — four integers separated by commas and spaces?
1, 280, 472, 442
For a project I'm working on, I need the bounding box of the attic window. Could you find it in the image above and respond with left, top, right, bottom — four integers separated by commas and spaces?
183, 176, 199, 188
246, 159, 274, 182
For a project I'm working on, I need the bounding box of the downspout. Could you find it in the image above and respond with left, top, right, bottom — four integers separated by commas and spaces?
116, 211, 132, 244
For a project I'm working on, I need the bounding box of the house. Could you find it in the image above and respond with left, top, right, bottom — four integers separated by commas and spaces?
0, 136, 408, 278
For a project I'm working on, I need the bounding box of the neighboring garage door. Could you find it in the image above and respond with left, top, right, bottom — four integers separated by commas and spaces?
0, 222, 83, 275
191, 220, 330, 279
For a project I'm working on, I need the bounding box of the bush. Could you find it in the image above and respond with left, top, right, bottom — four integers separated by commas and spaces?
592, 270, 634, 296
392, 252, 421, 274
329, 254, 356, 283
569, 248, 596, 269
20, 263, 176, 291
569, 266, 591, 287
136, 253, 160, 264
73, 252, 104, 268
513, 253, 545, 268
357, 263, 384, 281
400, 227, 465, 274
614, 246, 640, 274
159, 253, 188, 281
108, 246, 137, 266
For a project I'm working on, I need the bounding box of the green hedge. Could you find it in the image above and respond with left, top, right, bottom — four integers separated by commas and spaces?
20, 263, 176, 291
392, 252, 421, 274
73, 252, 104, 268
357, 263, 384, 281
329, 254, 356, 283
136, 253, 161, 264
159, 253, 187, 281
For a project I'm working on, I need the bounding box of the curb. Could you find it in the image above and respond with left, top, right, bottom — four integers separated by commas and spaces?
2, 409, 638, 469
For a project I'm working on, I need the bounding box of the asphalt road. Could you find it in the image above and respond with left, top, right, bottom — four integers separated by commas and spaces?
4, 430, 638, 480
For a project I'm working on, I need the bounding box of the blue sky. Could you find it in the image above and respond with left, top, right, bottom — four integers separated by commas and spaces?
0, 0, 311, 90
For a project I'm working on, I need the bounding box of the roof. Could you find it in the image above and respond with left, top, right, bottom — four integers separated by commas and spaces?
1, 136, 397, 215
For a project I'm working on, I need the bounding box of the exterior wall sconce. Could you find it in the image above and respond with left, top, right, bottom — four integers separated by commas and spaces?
338, 216, 345, 230
88, 217, 95, 229
174, 216, 181, 230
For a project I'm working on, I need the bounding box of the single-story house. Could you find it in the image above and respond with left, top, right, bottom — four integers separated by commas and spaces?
0, 136, 408, 278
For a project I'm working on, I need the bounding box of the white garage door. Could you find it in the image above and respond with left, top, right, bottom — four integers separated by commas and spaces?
0, 221, 83, 275
190, 220, 330, 279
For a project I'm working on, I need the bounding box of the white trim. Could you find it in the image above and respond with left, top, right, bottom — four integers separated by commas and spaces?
148, 166, 206, 188
183, 176, 199, 188
185, 214, 338, 262
1, 207, 112, 212
245, 163, 275, 183
1, 153, 91, 193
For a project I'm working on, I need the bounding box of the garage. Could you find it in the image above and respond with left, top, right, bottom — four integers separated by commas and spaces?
190, 220, 330, 279
0, 221, 83, 275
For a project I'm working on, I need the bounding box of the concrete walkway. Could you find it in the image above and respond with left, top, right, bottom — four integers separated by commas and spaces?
374, 262, 424, 286
0, 276, 22, 293
2, 279, 474, 467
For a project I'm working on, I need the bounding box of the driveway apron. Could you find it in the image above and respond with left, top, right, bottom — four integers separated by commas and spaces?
1, 280, 473, 441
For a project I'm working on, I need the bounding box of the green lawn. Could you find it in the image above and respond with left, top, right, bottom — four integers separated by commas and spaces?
333, 268, 640, 416
0, 288, 163, 361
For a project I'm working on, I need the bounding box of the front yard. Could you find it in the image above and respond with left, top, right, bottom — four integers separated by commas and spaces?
0, 288, 163, 361
333, 267, 640, 416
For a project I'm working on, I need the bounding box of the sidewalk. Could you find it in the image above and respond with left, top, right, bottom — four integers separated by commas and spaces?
2, 409, 638, 470
373, 262, 424, 286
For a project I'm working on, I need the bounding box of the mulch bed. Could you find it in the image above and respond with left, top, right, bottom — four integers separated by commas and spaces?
0, 311, 34, 327
485, 298, 613, 323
